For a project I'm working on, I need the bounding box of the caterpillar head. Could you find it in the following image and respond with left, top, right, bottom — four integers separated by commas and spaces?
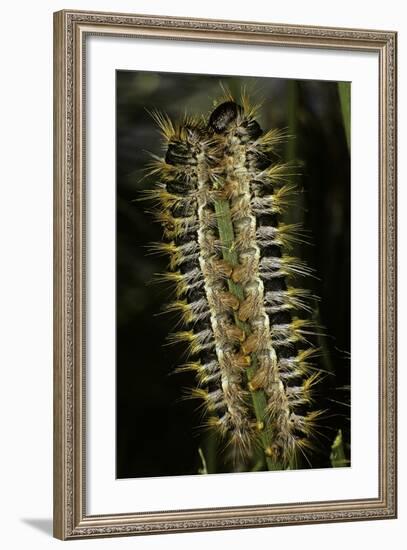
209, 101, 243, 133
209, 101, 262, 141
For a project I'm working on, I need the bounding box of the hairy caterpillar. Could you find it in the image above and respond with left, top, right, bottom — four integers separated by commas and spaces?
145, 91, 322, 470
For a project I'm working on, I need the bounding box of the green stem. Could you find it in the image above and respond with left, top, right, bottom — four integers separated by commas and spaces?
214, 198, 283, 471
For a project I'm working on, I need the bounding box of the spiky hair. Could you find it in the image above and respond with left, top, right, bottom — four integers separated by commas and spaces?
144, 89, 323, 469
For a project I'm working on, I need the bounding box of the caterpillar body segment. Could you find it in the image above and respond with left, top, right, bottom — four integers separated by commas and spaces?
148, 93, 322, 469
149, 116, 254, 455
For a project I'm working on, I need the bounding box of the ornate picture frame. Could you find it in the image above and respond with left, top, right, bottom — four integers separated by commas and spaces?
53, 9, 397, 540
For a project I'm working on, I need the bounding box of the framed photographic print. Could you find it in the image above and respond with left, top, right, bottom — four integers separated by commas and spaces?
53, 9, 397, 540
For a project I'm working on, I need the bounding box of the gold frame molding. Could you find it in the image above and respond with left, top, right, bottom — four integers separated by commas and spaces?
53, 9, 397, 540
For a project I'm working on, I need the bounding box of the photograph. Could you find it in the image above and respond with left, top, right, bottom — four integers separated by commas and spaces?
116, 71, 351, 478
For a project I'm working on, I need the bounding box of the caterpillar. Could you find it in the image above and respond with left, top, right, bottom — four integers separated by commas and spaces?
145, 90, 323, 470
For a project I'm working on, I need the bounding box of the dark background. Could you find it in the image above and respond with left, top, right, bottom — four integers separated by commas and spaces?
116, 71, 350, 478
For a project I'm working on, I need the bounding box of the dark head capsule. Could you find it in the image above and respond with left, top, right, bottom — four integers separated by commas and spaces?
208, 101, 243, 133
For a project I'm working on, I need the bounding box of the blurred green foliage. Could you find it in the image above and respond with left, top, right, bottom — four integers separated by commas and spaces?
338, 82, 351, 149
330, 430, 348, 467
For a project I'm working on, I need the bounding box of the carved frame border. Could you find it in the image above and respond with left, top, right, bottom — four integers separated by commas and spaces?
53, 9, 397, 540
